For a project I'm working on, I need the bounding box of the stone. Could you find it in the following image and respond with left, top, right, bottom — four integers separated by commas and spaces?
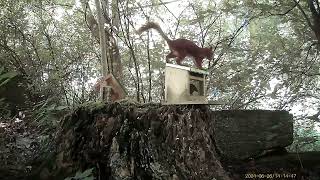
212, 110, 293, 160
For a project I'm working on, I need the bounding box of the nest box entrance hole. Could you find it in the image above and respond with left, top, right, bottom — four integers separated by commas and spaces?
189, 71, 205, 96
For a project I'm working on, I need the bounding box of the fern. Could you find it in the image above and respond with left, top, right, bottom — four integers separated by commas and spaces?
64, 168, 94, 180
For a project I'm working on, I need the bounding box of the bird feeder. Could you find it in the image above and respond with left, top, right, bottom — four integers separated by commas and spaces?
95, 73, 126, 102
163, 63, 209, 104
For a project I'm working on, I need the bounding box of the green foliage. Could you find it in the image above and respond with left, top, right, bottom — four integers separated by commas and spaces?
0, 68, 18, 117
287, 121, 320, 152
32, 97, 69, 130
0, 98, 11, 118
64, 168, 94, 180
0, 0, 100, 108
0, 67, 18, 88
0, 0, 319, 149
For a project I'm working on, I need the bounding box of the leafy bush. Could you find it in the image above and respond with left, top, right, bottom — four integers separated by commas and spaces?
0, 67, 18, 87
0, 98, 11, 118
32, 97, 70, 131
0, 67, 18, 118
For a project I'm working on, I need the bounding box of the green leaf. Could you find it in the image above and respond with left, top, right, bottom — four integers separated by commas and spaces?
0, 71, 18, 87
0, 71, 18, 82
0, 78, 12, 87
55, 105, 69, 111
83, 177, 94, 180
74, 168, 94, 179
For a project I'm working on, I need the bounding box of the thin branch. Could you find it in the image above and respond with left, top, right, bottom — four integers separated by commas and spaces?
203, 14, 220, 45
208, 15, 256, 72
190, 3, 205, 47
158, 0, 178, 21
173, 5, 190, 37
316, 0, 320, 12
293, 0, 314, 30
134, 0, 181, 9
267, 2, 297, 16
305, 42, 319, 61
237, 95, 265, 109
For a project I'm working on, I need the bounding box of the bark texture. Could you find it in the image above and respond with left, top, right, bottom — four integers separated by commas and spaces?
55, 103, 230, 180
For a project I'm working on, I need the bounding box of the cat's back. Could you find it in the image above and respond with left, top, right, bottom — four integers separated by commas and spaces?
170, 38, 200, 49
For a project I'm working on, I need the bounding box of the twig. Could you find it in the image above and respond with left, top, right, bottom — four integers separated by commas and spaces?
295, 145, 304, 169
292, 0, 314, 30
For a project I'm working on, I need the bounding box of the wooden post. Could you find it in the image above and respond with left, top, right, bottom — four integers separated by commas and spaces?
101, 86, 112, 102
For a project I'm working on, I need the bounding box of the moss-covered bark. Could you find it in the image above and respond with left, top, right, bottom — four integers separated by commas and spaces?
45, 102, 230, 180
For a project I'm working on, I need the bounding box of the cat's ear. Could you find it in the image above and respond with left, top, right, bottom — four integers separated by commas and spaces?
209, 46, 213, 50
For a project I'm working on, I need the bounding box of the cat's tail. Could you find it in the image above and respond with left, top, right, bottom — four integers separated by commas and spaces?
137, 22, 171, 42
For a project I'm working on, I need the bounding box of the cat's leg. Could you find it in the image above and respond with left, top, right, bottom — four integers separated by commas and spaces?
166, 52, 176, 63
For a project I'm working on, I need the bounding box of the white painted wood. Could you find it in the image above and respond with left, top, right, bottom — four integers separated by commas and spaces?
164, 63, 208, 104
165, 63, 209, 75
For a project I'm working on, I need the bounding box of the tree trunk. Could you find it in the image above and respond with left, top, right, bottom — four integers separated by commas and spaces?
52, 103, 231, 180
110, 0, 123, 80
94, 0, 108, 76
147, 30, 152, 102
308, 0, 320, 43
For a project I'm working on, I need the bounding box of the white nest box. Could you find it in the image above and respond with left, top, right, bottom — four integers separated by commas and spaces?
164, 63, 209, 104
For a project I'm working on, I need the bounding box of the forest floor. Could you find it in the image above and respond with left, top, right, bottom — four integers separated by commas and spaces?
0, 116, 34, 179
222, 151, 320, 180
0, 113, 54, 180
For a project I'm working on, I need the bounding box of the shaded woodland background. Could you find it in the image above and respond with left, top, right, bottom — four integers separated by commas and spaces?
0, 0, 320, 162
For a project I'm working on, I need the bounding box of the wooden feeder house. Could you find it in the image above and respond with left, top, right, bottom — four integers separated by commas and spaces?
164, 63, 209, 104
95, 73, 126, 102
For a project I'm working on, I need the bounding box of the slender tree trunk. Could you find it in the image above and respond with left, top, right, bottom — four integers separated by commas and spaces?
94, 0, 108, 76
130, 48, 140, 102
110, 0, 123, 80
101, 0, 111, 73
117, 2, 140, 102
308, 0, 320, 43
139, 69, 146, 103
147, 31, 152, 102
